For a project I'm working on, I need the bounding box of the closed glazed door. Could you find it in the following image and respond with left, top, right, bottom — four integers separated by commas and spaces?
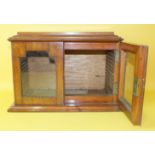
12, 42, 64, 105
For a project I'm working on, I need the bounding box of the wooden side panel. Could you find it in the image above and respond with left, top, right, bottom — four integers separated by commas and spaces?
118, 51, 126, 98
112, 49, 120, 102
12, 42, 26, 104
105, 52, 115, 91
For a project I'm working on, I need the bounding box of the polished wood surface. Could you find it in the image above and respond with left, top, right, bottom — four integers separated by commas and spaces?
8, 104, 120, 112
17, 32, 115, 35
11, 42, 25, 104
64, 42, 118, 50
131, 45, 148, 125
26, 42, 49, 51
65, 96, 114, 103
119, 42, 148, 125
9, 32, 123, 42
8, 32, 148, 125
118, 50, 126, 98
11, 42, 65, 105
50, 42, 64, 105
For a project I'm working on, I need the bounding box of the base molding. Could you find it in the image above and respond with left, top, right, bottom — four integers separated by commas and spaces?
8, 104, 120, 112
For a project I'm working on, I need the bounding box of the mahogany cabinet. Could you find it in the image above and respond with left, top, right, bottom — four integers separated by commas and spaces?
8, 32, 148, 125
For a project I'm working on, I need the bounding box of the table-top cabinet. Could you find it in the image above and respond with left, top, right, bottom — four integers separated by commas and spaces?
8, 32, 148, 125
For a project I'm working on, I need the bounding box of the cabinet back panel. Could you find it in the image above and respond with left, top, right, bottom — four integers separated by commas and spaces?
65, 50, 115, 95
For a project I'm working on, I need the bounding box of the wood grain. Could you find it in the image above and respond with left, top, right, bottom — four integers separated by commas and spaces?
26, 42, 49, 51
131, 46, 148, 125
12, 42, 25, 104
9, 32, 123, 42
119, 42, 148, 125
50, 42, 64, 106
65, 95, 113, 103
65, 42, 118, 50
9, 32, 148, 126
8, 104, 120, 112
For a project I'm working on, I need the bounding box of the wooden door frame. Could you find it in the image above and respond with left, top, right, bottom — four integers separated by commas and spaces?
64, 42, 120, 104
11, 42, 64, 106
119, 42, 148, 125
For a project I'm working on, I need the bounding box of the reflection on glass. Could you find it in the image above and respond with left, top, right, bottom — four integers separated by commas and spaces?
124, 52, 136, 104
20, 51, 56, 97
65, 50, 115, 96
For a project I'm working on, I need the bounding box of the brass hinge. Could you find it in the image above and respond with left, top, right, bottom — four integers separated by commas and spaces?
133, 77, 142, 97
113, 82, 118, 95
115, 50, 120, 63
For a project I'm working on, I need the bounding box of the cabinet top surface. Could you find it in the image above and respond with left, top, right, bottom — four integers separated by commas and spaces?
9, 32, 123, 42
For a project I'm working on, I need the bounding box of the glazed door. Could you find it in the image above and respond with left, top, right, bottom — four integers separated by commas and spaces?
119, 42, 148, 125
12, 42, 64, 106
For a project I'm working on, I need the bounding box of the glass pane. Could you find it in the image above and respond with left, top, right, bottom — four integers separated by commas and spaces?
123, 52, 136, 104
20, 51, 56, 97
65, 50, 115, 96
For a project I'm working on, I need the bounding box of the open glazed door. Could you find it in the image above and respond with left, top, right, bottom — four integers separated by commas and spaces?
119, 42, 148, 125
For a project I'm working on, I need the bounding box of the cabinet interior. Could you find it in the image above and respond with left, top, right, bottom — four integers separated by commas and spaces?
65, 50, 115, 96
